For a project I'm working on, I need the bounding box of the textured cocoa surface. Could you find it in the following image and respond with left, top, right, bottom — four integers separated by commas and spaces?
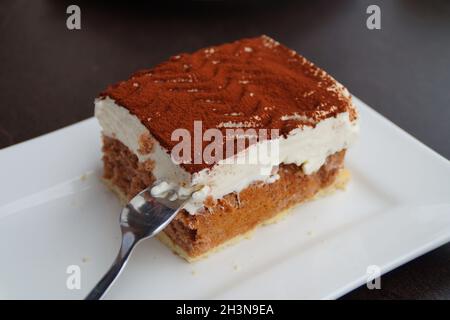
101, 35, 356, 173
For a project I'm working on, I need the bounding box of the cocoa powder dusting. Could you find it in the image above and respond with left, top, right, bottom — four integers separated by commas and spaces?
100, 35, 357, 173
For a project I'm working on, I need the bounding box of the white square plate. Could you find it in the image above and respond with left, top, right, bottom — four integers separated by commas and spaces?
0, 97, 449, 299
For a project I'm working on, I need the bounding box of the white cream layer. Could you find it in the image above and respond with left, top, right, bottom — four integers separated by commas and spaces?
95, 97, 359, 214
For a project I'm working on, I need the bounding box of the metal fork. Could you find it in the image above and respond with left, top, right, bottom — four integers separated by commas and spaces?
85, 186, 185, 300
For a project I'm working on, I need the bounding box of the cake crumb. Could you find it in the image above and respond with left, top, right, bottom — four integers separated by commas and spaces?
138, 132, 154, 155
82, 257, 89, 263
191, 270, 197, 276
139, 159, 154, 172
233, 264, 240, 271
80, 174, 87, 181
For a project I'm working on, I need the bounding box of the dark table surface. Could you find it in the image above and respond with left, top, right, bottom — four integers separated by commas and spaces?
1, 0, 449, 299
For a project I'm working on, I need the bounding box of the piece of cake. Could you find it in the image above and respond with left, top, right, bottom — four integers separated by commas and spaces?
95, 35, 359, 262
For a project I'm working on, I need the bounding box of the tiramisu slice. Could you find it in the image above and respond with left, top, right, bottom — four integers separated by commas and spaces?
95, 36, 359, 262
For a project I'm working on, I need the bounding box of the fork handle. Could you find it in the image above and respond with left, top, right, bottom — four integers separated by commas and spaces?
85, 232, 138, 300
